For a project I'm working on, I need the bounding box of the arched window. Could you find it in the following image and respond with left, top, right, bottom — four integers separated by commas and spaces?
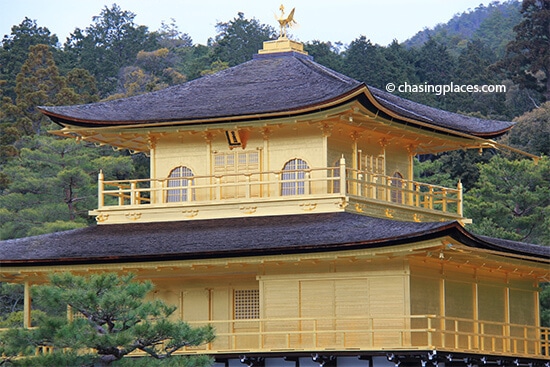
390, 171, 404, 204
166, 166, 194, 202
281, 158, 309, 196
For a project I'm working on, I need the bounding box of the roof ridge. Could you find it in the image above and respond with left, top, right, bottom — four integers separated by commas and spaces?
296, 57, 361, 86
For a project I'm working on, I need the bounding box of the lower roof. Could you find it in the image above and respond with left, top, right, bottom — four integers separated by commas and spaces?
0, 213, 547, 266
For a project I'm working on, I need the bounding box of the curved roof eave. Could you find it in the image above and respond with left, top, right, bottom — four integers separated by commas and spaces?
38, 54, 514, 139
41, 85, 507, 142
0, 213, 547, 268
363, 87, 514, 138
39, 85, 368, 129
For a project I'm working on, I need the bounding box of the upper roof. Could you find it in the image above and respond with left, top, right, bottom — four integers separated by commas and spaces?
1, 212, 547, 267
39, 51, 514, 139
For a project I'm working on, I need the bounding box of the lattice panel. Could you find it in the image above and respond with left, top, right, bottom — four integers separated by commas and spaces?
234, 289, 260, 319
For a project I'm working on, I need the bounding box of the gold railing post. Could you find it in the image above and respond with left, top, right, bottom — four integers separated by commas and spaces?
245, 174, 251, 198
130, 181, 137, 205
97, 170, 104, 208
118, 185, 124, 206
24, 281, 31, 328
187, 178, 194, 202
427, 316, 433, 348
457, 180, 463, 216
216, 177, 222, 200
339, 156, 346, 195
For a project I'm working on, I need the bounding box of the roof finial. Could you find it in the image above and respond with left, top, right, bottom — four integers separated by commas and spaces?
277, 4, 296, 39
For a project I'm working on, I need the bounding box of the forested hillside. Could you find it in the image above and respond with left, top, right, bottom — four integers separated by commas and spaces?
404, 0, 523, 58
0, 0, 549, 246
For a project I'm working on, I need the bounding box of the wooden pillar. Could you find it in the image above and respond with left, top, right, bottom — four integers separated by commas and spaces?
339, 156, 346, 195
407, 148, 415, 205
23, 281, 31, 328
97, 170, 104, 208
148, 135, 158, 203
457, 180, 464, 217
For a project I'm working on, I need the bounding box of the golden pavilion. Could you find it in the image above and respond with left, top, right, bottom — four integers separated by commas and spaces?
1, 28, 549, 367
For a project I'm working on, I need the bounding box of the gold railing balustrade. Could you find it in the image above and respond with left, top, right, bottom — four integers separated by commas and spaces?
181, 315, 549, 357
346, 168, 463, 216
97, 166, 342, 208
3, 316, 548, 358
95, 160, 463, 217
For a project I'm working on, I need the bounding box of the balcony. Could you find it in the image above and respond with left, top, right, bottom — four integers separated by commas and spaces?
8, 316, 548, 360
180, 315, 549, 359
91, 158, 465, 224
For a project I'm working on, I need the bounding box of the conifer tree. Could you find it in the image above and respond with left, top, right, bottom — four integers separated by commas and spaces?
465, 156, 550, 245
342, 36, 387, 89
0, 18, 59, 101
495, 0, 550, 102
14, 44, 65, 135
0, 272, 215, 367
210, 12, 276, 67
64, 4, 159, 96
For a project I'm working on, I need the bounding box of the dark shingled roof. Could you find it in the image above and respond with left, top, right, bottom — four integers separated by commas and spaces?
39, 52, 513, 138
40, 55, 362, 125
1, 213, 547, 266
368, 87, 514, 137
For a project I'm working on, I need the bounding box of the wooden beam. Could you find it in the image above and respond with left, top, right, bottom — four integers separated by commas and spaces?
23, 281, 31, 328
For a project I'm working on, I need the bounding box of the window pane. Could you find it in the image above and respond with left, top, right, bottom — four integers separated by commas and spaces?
167, 166, 193, 202
281, 159, 309, 196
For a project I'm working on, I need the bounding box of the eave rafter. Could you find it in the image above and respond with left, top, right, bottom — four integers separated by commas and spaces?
50, 127, 151, 153
355, 94, 539, 160
409, 240, 550, 280
47, 90, 539, 160
329, 103, 480, 155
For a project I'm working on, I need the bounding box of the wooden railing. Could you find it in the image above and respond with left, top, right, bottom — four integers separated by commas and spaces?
97, 166, 344, 208
95, 158, 462, 217
3, 316, 548, 359
346, 168, 463, 216
180, 315, 549, 358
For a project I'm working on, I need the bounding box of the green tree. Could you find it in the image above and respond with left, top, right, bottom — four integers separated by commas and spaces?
14, 44, 66, 135
64, 67, 100, 104
0, 82, 21, 168
415, 38, 455, 86
500, 100, 550, 157
176, 44, 213, 81
0, 18, 59, 100
156, 19, 193, 49
473, 2, 522, 58
64, 4, 159, 96
0, 272, 215, 367
413, 157, 456, 189
407, 37, 457, 109
0, 283, 23, 321
0, 135, 135, 239
210, 12, 276, 66
342, 36, 387, 88
541, 283, 550, 327
494, 0, 550, 102
382, 40, 419, 86
465, 155, 550, 245
440, 39, 513, 119
304, 40, 344, 72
